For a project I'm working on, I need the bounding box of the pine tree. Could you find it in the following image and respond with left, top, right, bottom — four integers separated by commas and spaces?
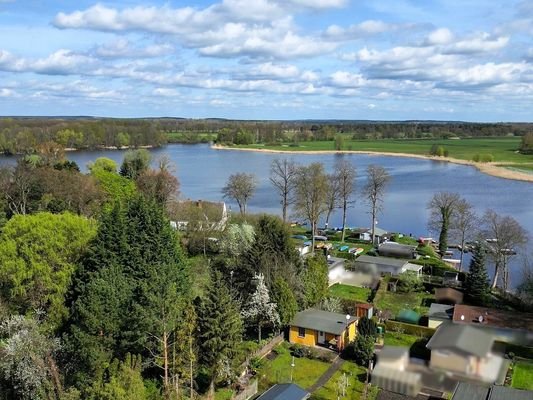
241, 273, 280, 342
465, 242, 490, 305
271, 277, 298, 327
196, 271, 243, 397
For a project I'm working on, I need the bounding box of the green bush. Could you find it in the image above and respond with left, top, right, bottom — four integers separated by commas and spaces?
480, 154, 494, 162
473, 154, 481, 162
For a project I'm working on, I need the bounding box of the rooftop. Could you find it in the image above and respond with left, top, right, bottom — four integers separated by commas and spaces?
452, 382, 533, 400
428, 303, 454, 321
453, 304, 533, 332
434, 287, 464, 304
378, 346, 409, 361
356, 255, 409, 268
426, 323, 494, 357
290, 309, 358, 335
257, 383, 310, 400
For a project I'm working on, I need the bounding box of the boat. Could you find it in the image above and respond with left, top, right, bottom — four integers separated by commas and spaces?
339, 245, 350, 252
291, 234, 308, 240
314, 235, 328, 241
348, 247, 364, 255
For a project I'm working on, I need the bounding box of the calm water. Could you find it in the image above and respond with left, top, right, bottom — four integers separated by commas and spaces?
1, 144, 532, 285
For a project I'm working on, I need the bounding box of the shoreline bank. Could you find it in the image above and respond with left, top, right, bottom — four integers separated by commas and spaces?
211, 144, 533, 183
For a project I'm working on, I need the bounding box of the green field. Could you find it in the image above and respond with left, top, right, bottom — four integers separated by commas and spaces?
311, 361, 378, 400
234, 137, 532, 164
257, 344, 331, 392
383, 331, 420, 347
511, 361, 533, 390
374, 289, 434, 317
329, 284, 371, 303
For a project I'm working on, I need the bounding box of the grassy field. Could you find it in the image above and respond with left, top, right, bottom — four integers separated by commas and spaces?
329, 284, 372, 303
374, 289, 434, 317
311, 361, 378, 400
256, 344, 331, 392
234, 137, 533, 164
511, 361, 533, 390
383, 331, 421, 347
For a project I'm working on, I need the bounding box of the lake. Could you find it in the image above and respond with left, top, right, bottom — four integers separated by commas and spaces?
1, 143, 532, 286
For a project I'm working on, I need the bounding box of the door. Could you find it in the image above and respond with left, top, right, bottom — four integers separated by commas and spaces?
317, 330, 325, 344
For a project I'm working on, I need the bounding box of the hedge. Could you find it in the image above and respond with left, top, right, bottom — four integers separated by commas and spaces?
385, 320, 435, 338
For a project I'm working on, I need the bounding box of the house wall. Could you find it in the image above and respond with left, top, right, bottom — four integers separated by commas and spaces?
289, 326, 317, 347
430, 350, 473, 375
428, 319, 444, 329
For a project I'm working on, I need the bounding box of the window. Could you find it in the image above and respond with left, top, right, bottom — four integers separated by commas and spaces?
319, 331, 324, 337
298, 327, 305, 338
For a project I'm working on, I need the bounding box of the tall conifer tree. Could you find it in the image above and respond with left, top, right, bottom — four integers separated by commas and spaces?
465, 242, 490, 305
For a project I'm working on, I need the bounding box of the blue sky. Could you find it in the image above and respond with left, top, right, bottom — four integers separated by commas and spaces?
0, 0, 531, 121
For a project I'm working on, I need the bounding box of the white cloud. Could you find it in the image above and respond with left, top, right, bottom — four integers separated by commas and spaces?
94, 39, 174, 58
425, 28, 454, 45
0, 88, 16, 97
324, 20, 398, 41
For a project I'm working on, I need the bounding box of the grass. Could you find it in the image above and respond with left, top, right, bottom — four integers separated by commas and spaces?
511, 361, 533, 390
329, 284, 372, 303
383, 331, 420, 347
311, 361, 379, 400
374, 288, 434, 317
256, 343, 331, 392
234, 137, 533, 164
214, 388, 234, 400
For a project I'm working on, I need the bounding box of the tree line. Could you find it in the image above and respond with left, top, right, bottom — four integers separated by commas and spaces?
1, 117, 531, 154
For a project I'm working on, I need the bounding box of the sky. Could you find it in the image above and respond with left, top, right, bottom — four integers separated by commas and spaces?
0, 0, 531, 121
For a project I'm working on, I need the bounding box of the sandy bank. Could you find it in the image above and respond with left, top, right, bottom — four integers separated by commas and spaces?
211, 144, 533, 183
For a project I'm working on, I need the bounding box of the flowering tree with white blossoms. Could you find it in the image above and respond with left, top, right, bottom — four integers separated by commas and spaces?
241, 273, 280, 342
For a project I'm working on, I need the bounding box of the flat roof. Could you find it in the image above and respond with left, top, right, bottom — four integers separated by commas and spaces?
290, 309, 358, 335
403, 263, 423, 272
452, 382, 533, 400
453, 304, 533, 332
378, 346, 409, 361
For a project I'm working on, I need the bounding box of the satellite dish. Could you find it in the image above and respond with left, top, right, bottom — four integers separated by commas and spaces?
346, 314, 351, 321
478, 315, 484, 323
460, 315, 465, 321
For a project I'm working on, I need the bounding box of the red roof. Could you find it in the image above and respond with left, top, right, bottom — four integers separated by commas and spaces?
453, 304, 533, 332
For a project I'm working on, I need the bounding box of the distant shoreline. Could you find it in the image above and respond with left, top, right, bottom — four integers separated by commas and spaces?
211, 144, 533, 183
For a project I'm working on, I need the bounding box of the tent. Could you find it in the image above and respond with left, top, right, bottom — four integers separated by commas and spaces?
396, 309, 421, 324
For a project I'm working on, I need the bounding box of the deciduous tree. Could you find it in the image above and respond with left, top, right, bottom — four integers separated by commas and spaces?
302, 256, 329, 308
428, 192, 460, 254
450, 198, 477, 270
222, 173, 257, 217
269, 158, 297, 222
334, 159, 356, 242
363, 165, 390, 246
119, 149, 151, 180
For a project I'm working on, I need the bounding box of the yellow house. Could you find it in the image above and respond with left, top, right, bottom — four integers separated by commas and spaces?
289, 309, 358, 351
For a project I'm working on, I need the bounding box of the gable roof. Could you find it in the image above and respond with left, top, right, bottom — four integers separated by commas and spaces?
452, 382, 533, 400
453, 304, 533, 332
426, 323, 494, 357
356, 255, 408, 269
429, 303, 454, 321
290, 309, 357, 335
257, 383, 310, 400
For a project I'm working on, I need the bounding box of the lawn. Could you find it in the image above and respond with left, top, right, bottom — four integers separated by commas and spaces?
311, 361, 379, 400
383, 331, 420, 347
374, 289, 434, 318
234, 137, 532, 164
511, 361, 533, 390
329, 284, 371, 303
256, 344, 331, 392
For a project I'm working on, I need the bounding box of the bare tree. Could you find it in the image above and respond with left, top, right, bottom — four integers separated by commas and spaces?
222, 173, 257, 217
334, 159, 356, 242
294, 163, 329, 252
269, 158, 297, 222
363, 165, 390, 246
482, 209, 528, 290
450, 198, 478, 270
324, 173, 341, 230
428, 192, 461, 254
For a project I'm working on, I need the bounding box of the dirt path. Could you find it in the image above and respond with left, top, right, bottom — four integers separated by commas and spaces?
307, 357, 345, 393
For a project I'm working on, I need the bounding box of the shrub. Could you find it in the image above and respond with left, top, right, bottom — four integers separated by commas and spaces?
291, 344, 312, 358
345, 336, 374, 366
249, 357, 264, 374
480, 154, 494, 162
473, 154, 481, 162
385, 320, 435, 337
358, 316, 378, 338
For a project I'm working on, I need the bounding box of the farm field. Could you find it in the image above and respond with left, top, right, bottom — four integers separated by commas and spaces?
234, 137, 532, 164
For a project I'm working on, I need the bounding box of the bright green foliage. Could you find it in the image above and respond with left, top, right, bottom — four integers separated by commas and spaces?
0, 212, 96, 329
87, 354, 148, 400
271, 277, 298, 326
197, 271, 243, 391
120, 149, 151, 179
302, 256, 329, 307
397, 271, 423, 293
90, 168, 136, 205
89, 157, 118, 173
465, 242, 490, 305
